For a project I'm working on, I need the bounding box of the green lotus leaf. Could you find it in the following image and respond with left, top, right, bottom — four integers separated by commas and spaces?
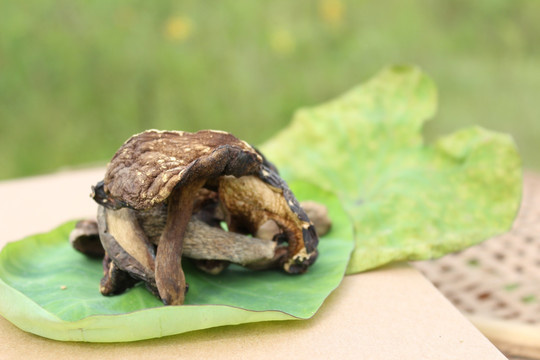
0, 181, 354, 342
262, 65, 522, 274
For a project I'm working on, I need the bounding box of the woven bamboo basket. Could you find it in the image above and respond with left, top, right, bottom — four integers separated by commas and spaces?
414, 171, 540, 359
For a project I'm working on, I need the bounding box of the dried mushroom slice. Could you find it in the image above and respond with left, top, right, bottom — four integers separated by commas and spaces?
69, 220, 104, 258
97, 206, 157, 294
91, 129, 320, 305
219, 166, 319, 274
100, 253, 140, 296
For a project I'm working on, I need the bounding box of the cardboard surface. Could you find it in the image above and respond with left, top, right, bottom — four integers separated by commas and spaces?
0, 168, 507, 359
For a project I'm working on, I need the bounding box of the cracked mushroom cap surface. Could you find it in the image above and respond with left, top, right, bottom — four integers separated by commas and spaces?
95, 129, 263, 210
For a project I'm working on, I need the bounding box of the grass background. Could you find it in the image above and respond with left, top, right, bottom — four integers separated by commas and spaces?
0, 0, 538, 180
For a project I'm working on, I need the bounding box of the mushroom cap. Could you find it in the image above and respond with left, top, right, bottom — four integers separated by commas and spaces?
98, 130, 263, 210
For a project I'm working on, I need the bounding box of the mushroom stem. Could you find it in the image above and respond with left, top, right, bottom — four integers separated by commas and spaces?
184, 218, 278, 266
155, 182, 203, 305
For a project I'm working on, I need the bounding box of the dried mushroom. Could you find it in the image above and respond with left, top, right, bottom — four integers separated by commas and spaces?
71, 201, 330, 271
69, 220, 104, 258
91, 130, 322, 305
97, 206, 158, 296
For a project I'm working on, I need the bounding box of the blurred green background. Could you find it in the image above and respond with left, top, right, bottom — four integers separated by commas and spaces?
0, 0, 538, 180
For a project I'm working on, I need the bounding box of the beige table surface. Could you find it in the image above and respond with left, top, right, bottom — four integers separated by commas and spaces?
0, 168, 507, 360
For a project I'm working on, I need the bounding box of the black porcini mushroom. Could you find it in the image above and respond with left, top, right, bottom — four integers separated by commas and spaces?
92, 129, 319, 305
